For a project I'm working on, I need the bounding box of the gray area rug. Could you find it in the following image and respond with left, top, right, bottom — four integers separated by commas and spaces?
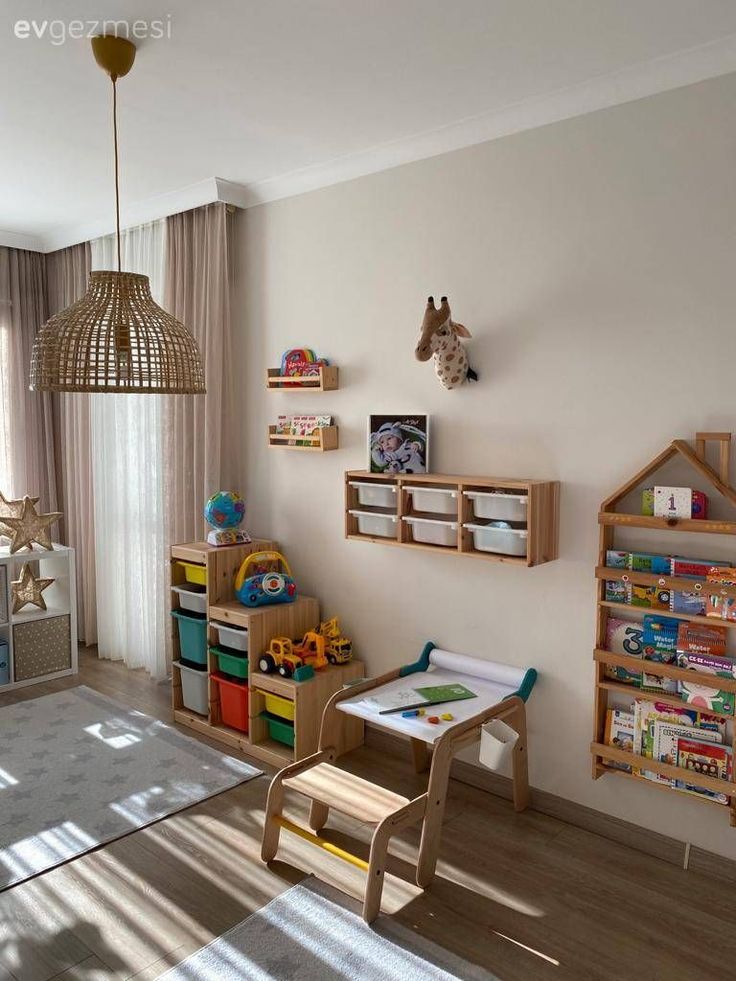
160, 877, 498, 980
0, 685, 261, 890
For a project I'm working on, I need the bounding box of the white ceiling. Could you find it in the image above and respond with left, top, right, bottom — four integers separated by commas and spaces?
4, 0, 736, 252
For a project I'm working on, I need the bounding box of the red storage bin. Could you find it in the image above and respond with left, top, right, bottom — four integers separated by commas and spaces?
212, 673, 249, 733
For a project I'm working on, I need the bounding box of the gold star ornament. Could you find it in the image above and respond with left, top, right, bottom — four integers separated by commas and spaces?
11, 563, 54, 613
0, 496, 62, 553
0, 491, 40, 519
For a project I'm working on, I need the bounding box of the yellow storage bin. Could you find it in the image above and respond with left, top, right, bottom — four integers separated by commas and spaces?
262, 691, 295, 722
177, 561, 207, 586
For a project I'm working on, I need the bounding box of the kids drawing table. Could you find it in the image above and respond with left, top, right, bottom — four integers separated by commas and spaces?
261, 643, 537, 922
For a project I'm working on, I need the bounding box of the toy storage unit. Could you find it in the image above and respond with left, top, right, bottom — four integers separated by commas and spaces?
0, 544, 78, 692
170, 540, 365, 768
345, 471, 559, 567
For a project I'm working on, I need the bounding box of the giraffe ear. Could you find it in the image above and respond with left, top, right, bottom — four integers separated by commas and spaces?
452, 321, 471, 338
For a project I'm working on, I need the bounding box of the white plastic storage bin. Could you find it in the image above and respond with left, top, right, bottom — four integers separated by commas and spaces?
175, 660, 209, 715
479, 719, 519, 770
403, 516, 458, 547
405, 486, 458, 515
348, 481, 397, 509
464, 522, 528, 556
212, 621, 249, 652
172, 583, 207, 615
464, 490, 528, 523
349, 509, 398, 538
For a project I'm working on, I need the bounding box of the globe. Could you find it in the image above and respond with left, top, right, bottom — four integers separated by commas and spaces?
204, 491, 245, 530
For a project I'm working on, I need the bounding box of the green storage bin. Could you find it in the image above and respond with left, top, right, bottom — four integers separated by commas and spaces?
171, 609, 207, 665
261, 711, 295, 748
210, 644, 248, 680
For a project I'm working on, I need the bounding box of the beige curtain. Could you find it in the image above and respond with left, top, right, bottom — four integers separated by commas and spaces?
164, 202, 234, 544
0, 247, 58, 510
46, 243, 97, 644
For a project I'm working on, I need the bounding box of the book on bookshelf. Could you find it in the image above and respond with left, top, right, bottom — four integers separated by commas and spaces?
675, 738, 732, 805
604, 708, 635, 771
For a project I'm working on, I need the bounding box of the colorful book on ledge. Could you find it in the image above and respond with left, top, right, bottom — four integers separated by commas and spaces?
363, 683, 477, 714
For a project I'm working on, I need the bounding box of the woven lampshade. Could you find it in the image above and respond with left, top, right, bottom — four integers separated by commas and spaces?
30, 270, 206, 394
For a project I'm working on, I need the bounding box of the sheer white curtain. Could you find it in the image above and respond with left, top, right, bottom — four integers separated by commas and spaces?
90, 222, 168, 679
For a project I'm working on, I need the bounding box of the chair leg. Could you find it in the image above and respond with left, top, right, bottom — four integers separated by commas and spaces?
309, 800, 329, 832
363, 822, 393, 924
261, 777, 285, 862
416, 748, 451, 888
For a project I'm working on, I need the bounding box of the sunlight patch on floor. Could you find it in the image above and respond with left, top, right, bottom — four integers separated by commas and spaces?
0, 766, 19, 789
83, 722, 142, 749
493, 930, 560, 965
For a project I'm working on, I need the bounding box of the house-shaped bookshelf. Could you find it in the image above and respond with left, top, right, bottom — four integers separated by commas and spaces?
592, 431, 736, 825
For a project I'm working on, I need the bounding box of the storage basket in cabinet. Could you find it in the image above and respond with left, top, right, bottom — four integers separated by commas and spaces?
174, 660, 209, 715
212, 673, 249, 732
210, 645, 248, 680
405, 485, 458, 515
0, 640, 9, 686
464, 490, 528, 523
211, 621, 248, 652
261, 711, 295, 747
349, 509, 398, 538
403, 516, 458, 547
176, 561, 207, 586
465, 522, 528, 556
171, 583, 207, 614
13, 615, 71, 681
171, 609, 208, 665
261, 691, 295, 721
0, 565, 7, 625
349, 481, 397, 508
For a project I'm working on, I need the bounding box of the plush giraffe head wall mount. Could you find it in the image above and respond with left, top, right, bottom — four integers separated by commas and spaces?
415, 296, 477, 390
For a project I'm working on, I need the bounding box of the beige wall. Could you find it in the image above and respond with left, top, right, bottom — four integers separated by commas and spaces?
234, 71, 736, 858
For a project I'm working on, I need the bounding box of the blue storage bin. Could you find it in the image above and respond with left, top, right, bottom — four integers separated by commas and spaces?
170, 609, 208, 665
0, 640, 9, 686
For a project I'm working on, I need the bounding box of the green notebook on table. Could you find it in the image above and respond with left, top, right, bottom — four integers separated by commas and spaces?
377, 682, 477, 715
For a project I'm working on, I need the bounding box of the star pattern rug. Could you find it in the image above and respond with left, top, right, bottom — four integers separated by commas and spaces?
159, 877, 498, 980
0, 685, 261, 890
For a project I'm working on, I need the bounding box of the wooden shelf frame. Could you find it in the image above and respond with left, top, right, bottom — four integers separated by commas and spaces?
266, 365, 339, 391
592, 431, 736, 824
344, 471, 560, 567
268, 425, 338, 451
170, 540, 364, 765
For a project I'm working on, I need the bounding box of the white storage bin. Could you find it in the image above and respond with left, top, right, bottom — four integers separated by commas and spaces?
479, 719, 519, 770
212, 621, 249, 652
174, 660, 209, 716
349, 509, 398, 538
172, 583, 207, 615
464, 490, 528, 523
349, 481, 397, 508
465, 522, 528, 556
403, 516, 458, 547
405, 486, 458, 515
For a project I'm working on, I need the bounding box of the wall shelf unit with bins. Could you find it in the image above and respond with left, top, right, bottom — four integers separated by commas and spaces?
170, 540, 364, 768
268, 425, 338, 451
266, 365, 339, 391
0, 544, 78, 692
592, 431, 736, 825
345, 471, 559, 567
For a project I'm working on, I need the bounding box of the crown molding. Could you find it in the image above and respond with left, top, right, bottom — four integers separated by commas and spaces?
0, 228, 46, 251
241, 31, 736, 207
9, 30, 736, 252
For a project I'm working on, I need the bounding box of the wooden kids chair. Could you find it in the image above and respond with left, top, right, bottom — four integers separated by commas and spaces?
261, 644, 536, 922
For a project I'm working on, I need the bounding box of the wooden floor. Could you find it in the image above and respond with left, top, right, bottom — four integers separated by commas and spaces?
1, 653, 734, 980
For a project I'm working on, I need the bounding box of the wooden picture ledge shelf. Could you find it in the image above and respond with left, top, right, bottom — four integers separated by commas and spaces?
266, 366, 339, 391
592, 431, 736, 825
268, 425, 338, 451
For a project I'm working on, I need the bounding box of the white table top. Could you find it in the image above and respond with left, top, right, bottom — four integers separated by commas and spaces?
338, 667, 516, 744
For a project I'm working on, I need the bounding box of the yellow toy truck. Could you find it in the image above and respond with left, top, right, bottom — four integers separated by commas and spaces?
259, 631, 328, 678
317, 617, 353, 665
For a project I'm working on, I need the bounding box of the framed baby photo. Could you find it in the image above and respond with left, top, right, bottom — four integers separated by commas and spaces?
368, 414, 430, 474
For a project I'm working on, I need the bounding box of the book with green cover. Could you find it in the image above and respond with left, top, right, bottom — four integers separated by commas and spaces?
414, 683, 477, 704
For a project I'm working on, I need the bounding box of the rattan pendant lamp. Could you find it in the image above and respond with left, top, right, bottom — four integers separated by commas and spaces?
30, 35, 206, 394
